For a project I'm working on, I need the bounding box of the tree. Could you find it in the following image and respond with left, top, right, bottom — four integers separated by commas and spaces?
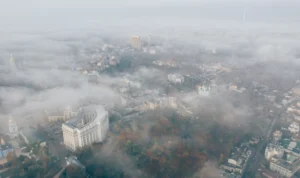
219, 154, 224, 164
6, 152, 16, 165
42, 155, 49, 172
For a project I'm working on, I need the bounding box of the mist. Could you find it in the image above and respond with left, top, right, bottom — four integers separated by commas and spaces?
1, 0, 300, 178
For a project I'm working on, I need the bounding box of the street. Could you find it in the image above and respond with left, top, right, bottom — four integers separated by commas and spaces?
242, 108, 281, 177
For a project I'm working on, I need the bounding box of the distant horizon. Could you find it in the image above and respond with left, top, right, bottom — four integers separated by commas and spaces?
1, 0, 300, 34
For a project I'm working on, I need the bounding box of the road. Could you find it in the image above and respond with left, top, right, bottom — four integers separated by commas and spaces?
53, 167, 66, 178
242, 109, 280, 177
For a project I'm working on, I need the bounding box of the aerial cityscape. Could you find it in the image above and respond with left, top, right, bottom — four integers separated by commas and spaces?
1, 0, 300, 178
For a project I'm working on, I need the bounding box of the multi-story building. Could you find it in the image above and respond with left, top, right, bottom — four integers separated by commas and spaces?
131, 36, 141, 49
220, 145, 251, 177
273, 130, 283, 142
9, 54, 17, 71
287, 107, 300, 115
168, 74, 184, 84
292, 86, 300, 96
270, 156, 300, 178
230, 84, 238, 91
158, 96, 178, 109
265, 140, 300, 178
196, 85, 210, 97
62, 106, 109, 151
288, 122, 300, 135
220, 164, 242, 175
45, 106, 77, 122
270, 160, 293, 178
0, 144, 14, 160
167, 97, 177, 109
265, 144, 284, 160
136, 101, 160, 112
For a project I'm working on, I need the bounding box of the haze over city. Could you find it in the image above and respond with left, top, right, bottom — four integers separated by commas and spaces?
0, 0, 300, 178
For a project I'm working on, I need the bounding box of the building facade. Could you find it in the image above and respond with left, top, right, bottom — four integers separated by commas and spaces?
273, 130, 283, 142
265, 141, 300, 178
62, 106, 109, 151
265, 144, 284, 160
167, 74, 184, 84
0, 144, 14, 160
289, 122, 300, 135
269, 158, 300, 178
45, 106, 77, 122
196, 85, 210, 97
131, 36, 141, 49
270, 161, 293, 178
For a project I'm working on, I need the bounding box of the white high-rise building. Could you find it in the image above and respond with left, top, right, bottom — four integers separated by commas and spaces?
8, 117, 19, 138
9, 54, 17, 71
196, 85, 211, 97
62, 106, 109, 151
131, 36, 141, 49
168, 74, 184, 84
288, 122, 300, 135
265, 144, 284, 161
64, 106, 74, 120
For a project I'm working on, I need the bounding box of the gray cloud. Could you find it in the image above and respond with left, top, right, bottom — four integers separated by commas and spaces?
1, 21, 299, 126
0, 33, 126, 124
0, 2, 299, 178
1, 0, 300, 35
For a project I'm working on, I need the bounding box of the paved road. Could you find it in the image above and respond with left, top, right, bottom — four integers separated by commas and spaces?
242, 110, 280, 177
53, 167, 66, 178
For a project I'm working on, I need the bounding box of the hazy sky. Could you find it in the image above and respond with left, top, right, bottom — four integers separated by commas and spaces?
1, 0, 300, 33
1, 0, 300, 134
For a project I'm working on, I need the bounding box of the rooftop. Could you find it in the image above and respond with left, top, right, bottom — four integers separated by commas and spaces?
271, 157, 300, 172
280, 139, 300, 155
65, 106, 106, 129
66, 156, 85, 169
0, 144, 13, 151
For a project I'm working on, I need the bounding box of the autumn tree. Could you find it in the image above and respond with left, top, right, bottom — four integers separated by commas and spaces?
6, 152, 16, 166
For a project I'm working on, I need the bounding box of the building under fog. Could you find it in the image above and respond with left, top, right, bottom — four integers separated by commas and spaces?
0, 141, 14, 161
168, 74, 184, 84
289, 122, 300, 135
131, 36, 141, 49
9, 54, 17, 71
265, 144, 284, 161
196, 84, 211, 97
62, 106, 109, 151
45, 106, 77, 122
8, 117, 19, 138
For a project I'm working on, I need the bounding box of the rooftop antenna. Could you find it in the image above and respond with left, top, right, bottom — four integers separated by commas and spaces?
10, 54, 14, 62
148, 35, 151, 49
242, 0, 247, 22
243, 10, 247, 22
